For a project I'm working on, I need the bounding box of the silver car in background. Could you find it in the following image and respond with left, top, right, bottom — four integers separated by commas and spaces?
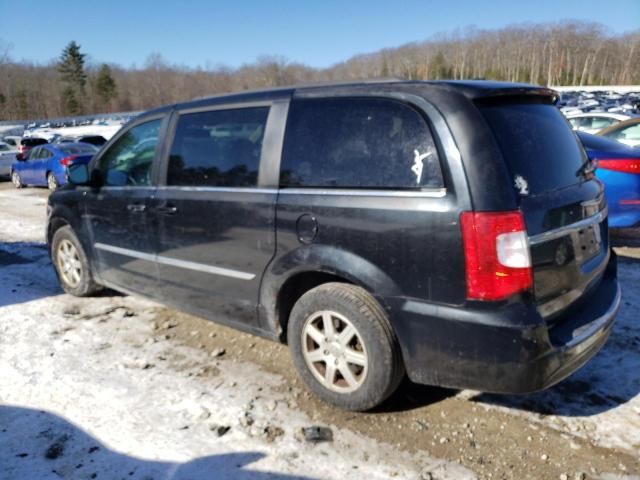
0, 141, 18, 177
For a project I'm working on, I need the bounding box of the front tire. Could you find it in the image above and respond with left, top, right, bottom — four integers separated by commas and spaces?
51, 226, 101, 296
11, 171, 23, 189
288, 282, 404, 411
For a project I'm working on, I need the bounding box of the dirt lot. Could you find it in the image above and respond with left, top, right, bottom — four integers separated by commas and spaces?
0, 182, 638, 480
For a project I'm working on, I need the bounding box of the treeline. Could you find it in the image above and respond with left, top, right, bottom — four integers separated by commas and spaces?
0, 21, 639, 121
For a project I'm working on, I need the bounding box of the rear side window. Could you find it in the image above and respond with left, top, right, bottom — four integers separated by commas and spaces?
167, 107, 269, 187
280, 98, 443, 189
480, 102, 587, 195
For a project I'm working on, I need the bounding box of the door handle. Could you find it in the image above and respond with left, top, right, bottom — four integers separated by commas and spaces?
126, 203, 146, 213
155, 204, 178, 215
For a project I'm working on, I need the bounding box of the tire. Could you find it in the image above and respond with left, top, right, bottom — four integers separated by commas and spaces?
11, 170, 23, 189
47, 172, 58, 191
51, 226, 101, 296
287, 282, 405, 411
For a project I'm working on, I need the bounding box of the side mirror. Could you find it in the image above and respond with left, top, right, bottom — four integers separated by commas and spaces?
66, 163, 90, 185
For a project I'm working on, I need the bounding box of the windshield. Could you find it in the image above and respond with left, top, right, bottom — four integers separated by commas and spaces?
480, 102, 588, 195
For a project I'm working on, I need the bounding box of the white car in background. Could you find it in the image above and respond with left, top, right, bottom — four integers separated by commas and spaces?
566, 112, 633, 134
0, 141, 18, 177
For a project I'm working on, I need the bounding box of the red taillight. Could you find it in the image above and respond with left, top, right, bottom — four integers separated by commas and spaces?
59, 155, 77, 166
460, 210, 533, 301
598, 158, 640, 174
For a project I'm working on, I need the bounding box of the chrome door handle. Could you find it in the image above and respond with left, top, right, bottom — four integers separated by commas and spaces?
126, 203, 146, 213
155, 205, 178, 215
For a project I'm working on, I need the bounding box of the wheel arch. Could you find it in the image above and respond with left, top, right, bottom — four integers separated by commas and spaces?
259, 244, 401, 342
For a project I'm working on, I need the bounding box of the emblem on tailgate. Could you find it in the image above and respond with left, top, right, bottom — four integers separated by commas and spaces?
514, 175, 529, 196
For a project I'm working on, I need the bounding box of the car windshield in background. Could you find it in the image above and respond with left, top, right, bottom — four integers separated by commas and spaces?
59, 144, 98, 155
480, 102, 588, 195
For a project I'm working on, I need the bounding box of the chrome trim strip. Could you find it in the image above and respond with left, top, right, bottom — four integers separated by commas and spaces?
94, 243, 256, 281
529, 208, 608, 246
278, 188, 447, 198
155, 186, 277, 194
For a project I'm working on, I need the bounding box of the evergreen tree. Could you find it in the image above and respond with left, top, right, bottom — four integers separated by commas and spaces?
58, 41, 87, 114
58, 41, 87, 91
95, 64, 117, 106
61, 86, 81, 115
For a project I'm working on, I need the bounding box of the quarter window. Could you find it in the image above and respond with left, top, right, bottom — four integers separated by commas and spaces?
167, 107, 269, 187
99, 119, 162, 187
280, 98, 443, 189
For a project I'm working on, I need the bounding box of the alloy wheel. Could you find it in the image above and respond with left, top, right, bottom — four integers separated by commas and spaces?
56, 239, 83, 288
301, 310, 368, 393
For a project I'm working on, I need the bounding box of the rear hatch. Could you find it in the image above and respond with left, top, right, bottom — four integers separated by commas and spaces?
479, 99, 609, 321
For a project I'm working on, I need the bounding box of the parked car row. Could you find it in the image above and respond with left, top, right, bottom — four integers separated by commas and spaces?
558, 90, 640, 116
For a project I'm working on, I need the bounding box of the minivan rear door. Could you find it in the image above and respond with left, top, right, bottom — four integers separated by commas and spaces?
479, 100, 608, 320
152, 100, 288, 330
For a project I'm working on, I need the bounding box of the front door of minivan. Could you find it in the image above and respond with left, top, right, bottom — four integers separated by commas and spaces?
152, 102, 285, 329
83, 115, 167, 297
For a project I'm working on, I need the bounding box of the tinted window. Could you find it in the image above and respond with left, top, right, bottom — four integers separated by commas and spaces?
40, 148, 53, 159
80, 136, 107, 146
99, 118, 162, 187
0, 144, 9, 152
167, 107, 268, 187
281, 98, 443, 189
480, 102, 588, 194
59, 144, 98, 155
21, 138, 47, 147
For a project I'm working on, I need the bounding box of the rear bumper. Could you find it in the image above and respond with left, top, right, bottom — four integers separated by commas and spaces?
386, 252, 620, 393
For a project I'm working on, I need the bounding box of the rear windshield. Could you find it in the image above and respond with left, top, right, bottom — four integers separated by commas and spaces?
59, 144, 98, 155
480, 102, 588, 195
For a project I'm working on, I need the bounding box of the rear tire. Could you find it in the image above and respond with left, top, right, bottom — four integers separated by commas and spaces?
287, 282, 404, 411
11, 171, 23, 189
51, 226, 101, 296
47, 172, 58, 190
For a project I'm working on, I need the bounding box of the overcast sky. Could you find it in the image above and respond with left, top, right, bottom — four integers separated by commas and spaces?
1, 0, 639, 68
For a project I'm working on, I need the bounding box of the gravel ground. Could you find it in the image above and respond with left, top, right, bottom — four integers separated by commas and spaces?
0, 181, 638, 480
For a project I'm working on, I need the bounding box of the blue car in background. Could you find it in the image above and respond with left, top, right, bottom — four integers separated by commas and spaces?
577, 131, 640, 229
11, 142, 98, 190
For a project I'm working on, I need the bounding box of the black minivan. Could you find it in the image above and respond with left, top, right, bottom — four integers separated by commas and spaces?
47, 80, 620, 411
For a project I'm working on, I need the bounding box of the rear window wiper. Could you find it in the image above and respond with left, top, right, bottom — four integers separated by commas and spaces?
576, 156, 597, 180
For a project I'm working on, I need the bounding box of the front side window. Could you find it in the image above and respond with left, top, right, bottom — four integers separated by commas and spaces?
280, 97, 443, 189
99, 118, 162, 186
167, 107, 269, 187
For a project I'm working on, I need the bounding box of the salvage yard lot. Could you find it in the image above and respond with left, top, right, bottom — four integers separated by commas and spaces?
0, 182, 638, 480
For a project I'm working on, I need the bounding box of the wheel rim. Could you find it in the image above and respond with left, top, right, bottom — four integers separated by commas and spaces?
56, 239, 82, 288
301, 310, 368, 393
48, 174, 57, 190
12, 172, 20, 187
